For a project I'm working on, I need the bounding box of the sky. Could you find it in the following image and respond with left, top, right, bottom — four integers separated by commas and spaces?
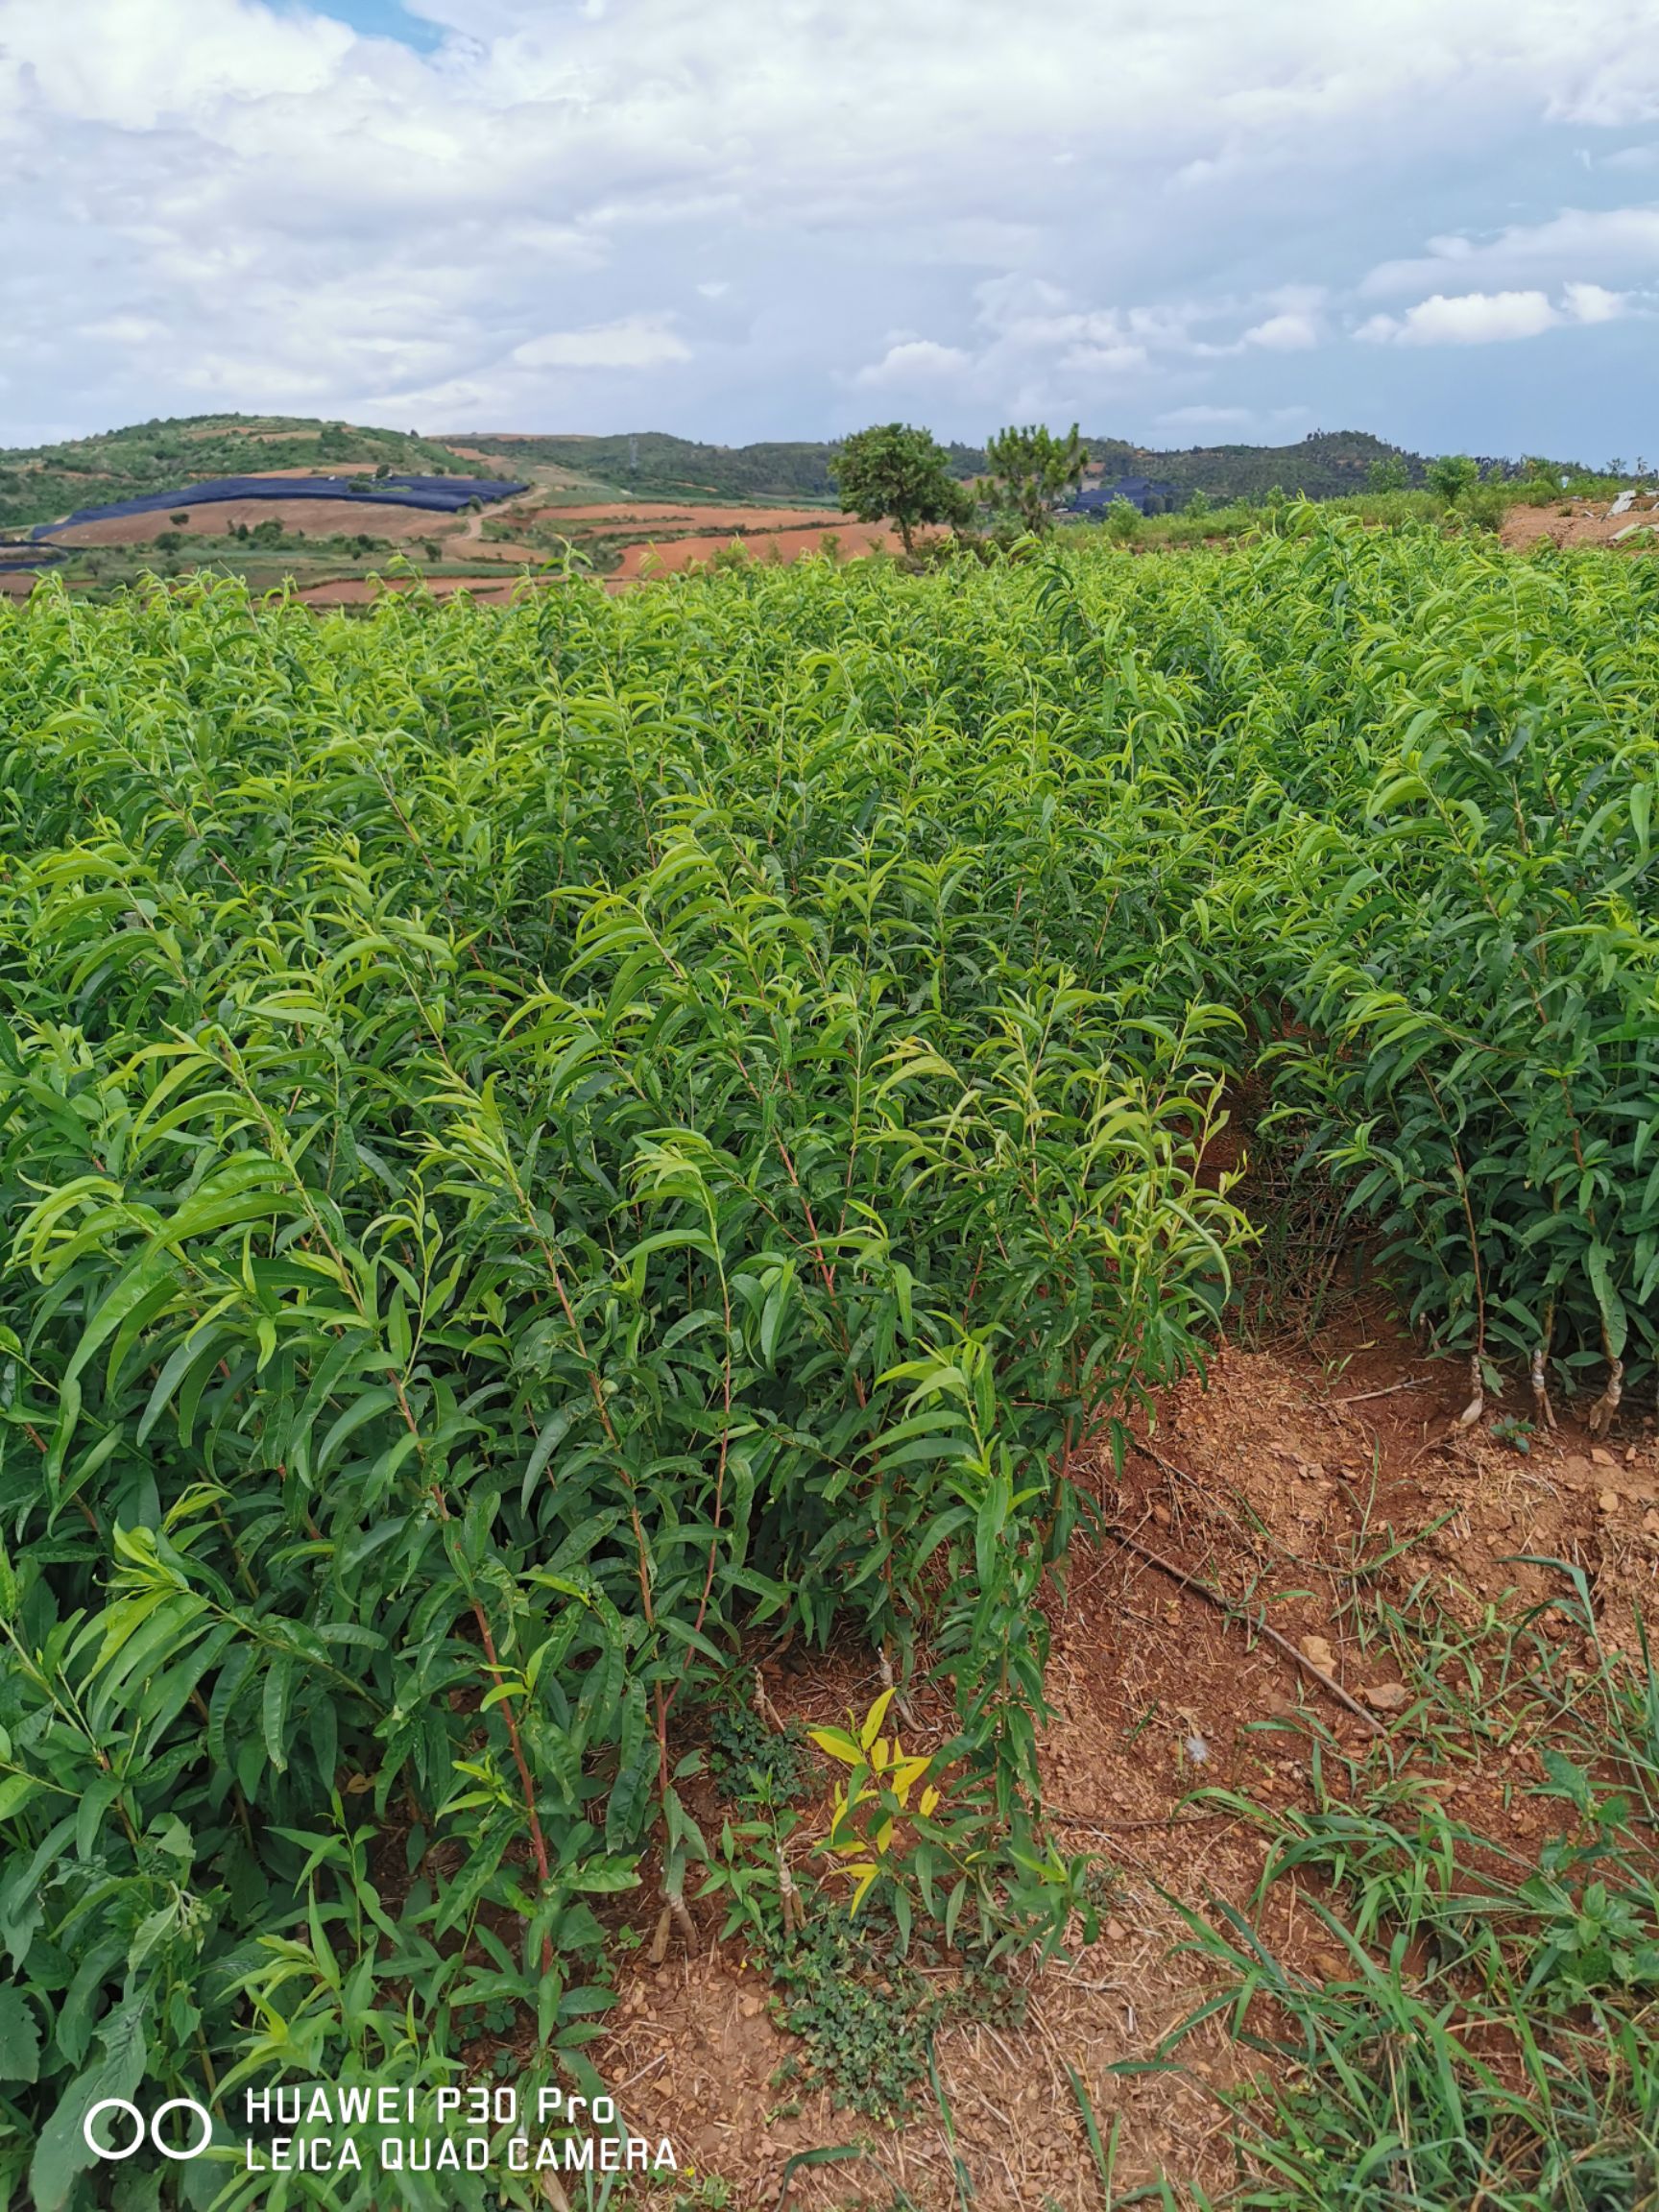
2, 0, 1658, 457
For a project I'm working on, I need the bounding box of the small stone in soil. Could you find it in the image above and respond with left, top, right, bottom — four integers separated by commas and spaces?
1361, 1682, 1409, 1711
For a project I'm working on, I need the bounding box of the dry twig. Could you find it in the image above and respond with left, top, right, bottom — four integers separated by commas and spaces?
1104, 1526, 1385, 1736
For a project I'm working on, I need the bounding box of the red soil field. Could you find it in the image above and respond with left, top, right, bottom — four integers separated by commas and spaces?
48, 498, 449, 547
1501, 492, 1659, 551
611, 519, 896, 576
524, 501, 850, 530
468, 541, 544, 565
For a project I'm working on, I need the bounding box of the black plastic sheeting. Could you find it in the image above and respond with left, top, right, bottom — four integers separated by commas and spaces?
32, 473, 527, 540
0, 551, 66, 572
1068, 477, 1183, 516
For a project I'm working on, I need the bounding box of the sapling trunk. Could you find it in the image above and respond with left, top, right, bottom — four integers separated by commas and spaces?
878, 1643, 922, 1732
1589, 1356, 1623, 1439
751, 1670, 784, 1732
777, 1850, 805, 1936
1529, 1340, 1557, 1431
1455, 1351, 1484, 1430
648, 1876, 698, 1964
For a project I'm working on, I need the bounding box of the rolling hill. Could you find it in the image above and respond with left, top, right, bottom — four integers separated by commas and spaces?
2, 414, 1566, 540
452, 425, 1450, 505
0, 414, 510, 533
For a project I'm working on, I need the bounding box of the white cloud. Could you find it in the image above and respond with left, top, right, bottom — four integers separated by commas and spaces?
78, 314, 169, 345
512, 316, 689, 370
1057, 342, 1150, 373
0, 0, 354, 127
1240, 309, 1320, 350
1562, 278, 1627, 322
1, 0, 1658, 441
1362, 205, 1659, 296
1358, 282, 1633, 344
851, 339, 972, 387
1358, 289, 1561, 344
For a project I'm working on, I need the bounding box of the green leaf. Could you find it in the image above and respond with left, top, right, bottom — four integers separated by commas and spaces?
30, 1994, 148, 2212
1585, 1242, 1628, 1360
262, 1657, 293, 1773
0, 1983, 40, 2083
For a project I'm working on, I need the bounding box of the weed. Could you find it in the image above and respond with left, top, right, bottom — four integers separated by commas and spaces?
758, 1907, 1022, 2118
1491, 1413, 1536, 1454
1171, 1572, 1659, 2209
709, 1701, 820, 1807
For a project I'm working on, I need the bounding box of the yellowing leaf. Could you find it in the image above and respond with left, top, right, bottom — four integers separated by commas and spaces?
859, 1688, 895, 1752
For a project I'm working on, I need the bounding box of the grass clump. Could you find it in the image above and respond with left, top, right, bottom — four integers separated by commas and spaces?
1173, 1573, 1659, 2209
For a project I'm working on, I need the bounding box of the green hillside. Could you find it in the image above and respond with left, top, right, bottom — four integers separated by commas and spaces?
0, 413, 1575, 541
457, 425, 1444, 505
0, 414, 511, 533
1080, 427, 1429, 499
449, 430, 865, 504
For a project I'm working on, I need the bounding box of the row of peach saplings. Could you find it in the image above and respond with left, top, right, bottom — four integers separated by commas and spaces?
0, 518, 1651, 2204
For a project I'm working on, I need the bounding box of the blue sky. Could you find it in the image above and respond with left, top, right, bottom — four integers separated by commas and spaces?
2, 0, 1657, 458
283, 0, 444, 48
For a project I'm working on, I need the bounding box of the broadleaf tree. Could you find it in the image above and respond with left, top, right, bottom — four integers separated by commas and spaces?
830, 422, 972, 557
1425, 453, 1481, 500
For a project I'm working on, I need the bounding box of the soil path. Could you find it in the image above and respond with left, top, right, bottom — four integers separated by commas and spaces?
591, 1310, 1655, 2207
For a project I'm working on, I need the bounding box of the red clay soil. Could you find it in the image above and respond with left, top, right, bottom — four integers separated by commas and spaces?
523, 502, 854, 529
47, 497, 450, 547
579, 1309, 1657, 2210
612, 521, 897, 578
465, 541, 546, 565
1501, 492, 1659, 552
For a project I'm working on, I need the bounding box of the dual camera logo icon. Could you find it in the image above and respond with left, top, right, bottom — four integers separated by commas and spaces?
83, 2098, 214, 2162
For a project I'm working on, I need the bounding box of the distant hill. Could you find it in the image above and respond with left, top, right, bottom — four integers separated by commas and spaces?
0, 415, 510, 533
452, 431, 859, 504
456, 426, 1448, 506
2, 415, 1565, 538
1078, 428, 1431, 501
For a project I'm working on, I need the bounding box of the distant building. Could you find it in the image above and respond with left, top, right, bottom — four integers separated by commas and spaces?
1068, 476, 1183, 517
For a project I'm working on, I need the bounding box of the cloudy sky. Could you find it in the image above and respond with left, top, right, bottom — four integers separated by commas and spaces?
3, 0, 1657, 456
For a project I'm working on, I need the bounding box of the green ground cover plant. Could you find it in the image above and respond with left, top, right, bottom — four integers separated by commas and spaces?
0, 515, 1656, 2204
